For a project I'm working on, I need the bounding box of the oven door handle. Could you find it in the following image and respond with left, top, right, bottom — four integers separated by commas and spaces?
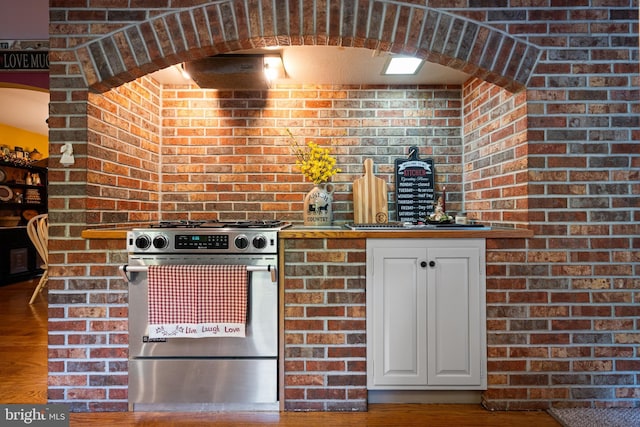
119, 264, 278, 283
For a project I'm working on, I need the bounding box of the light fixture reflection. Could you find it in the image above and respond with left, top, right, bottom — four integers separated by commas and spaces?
263, 55, 285, 83
178, 63, 191, 80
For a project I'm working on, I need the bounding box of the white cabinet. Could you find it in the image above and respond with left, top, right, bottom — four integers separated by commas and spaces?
366, 238, 486, 390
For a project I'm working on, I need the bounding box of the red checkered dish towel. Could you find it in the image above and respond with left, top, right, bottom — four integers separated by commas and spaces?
148, 265, 248, 338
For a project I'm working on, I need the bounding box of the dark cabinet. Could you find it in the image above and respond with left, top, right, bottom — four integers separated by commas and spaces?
0, 160, 47, 285
0, 226, 42, 285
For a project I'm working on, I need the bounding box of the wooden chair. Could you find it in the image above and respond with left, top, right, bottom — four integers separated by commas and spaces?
26, 213, 48, 304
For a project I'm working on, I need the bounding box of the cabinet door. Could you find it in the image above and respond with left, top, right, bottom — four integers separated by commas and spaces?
367, 244, 428, 388
426, 245, 484, 386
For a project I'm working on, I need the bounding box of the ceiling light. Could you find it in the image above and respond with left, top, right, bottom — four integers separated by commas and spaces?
264, 63, 278, 82
263, 55, 285, 83
382, 56, 424, 75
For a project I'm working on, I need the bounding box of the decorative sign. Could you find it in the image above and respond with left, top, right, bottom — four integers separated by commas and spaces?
0, 51, 49, 70
394, 146, 435, 223
0, 40, 48, 50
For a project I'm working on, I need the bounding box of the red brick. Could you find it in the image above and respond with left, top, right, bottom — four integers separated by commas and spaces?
285, 320, 325, 331
306, 306, 345, 317
551, 319, 592, 331
328, 320, 366, 331
306, 333, 345, 345
285, 375, 324, 386
306, 388, 346, 400
328, 347, 366, 358
67, 388, 107, 400
574, 360, 613, 372
306, 361, 346, 372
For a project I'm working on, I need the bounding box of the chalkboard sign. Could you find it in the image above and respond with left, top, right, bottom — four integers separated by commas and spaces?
394, 147, 435, 223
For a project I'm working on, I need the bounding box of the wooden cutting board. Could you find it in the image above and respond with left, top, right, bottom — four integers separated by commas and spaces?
353, 158, 389, 224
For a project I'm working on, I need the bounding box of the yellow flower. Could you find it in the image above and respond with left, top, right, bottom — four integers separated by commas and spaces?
287, 130, 341, 184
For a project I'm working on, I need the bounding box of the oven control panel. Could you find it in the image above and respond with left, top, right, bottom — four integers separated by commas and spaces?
175, 234, 229, 250
127, 229, 279, 254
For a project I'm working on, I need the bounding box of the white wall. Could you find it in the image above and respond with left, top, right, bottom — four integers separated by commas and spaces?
0, 0, 48, 39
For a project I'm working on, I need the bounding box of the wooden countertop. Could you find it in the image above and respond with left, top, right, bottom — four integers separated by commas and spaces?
82, 225, 533, 240
279, 226, 533, 239
81, 228, 129, 239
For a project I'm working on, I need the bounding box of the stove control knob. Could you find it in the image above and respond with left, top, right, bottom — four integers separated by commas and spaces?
152, 235, 169, 249
252, 235, 267, 249
235, 235, 249, 250
134, 235, 151, 250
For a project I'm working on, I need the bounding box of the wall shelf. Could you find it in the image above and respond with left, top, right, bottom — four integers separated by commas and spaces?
0, 160, 47, 285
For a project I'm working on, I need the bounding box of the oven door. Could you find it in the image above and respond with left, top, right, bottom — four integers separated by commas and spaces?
126, 254, 278, 359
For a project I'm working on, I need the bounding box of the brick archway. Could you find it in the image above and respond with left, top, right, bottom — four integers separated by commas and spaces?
75, 1, 540, 93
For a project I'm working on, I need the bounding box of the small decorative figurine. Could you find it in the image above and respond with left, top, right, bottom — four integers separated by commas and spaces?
428, 196, 454, 223
60, 142, 75, 166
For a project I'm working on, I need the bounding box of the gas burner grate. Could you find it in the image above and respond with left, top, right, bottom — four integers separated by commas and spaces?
150, 219, 290, 229
230, 220, 286, 228
153, 220, 208, 228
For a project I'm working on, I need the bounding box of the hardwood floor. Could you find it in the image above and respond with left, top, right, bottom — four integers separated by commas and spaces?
0, 278, 48, 404
1, 278, 561, 426
70, 406, 562, 427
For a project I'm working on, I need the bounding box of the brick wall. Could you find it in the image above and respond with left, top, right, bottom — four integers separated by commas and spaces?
47, 0, 639, 412
85, 82, 464, 224
480, 1, 639, 410
463, 79, 529, 226
47, 236, 129, 412
283, 238, 367, 411
87, 78, 162, 224
161, 84, 463, 222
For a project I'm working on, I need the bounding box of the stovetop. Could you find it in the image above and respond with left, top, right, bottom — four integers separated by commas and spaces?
128, 220, 290, 255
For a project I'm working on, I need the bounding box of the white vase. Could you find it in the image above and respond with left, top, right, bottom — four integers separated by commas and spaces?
303, 183, 334, 226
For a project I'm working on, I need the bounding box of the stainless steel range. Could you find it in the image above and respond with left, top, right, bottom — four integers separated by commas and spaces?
120, 220, 290, 411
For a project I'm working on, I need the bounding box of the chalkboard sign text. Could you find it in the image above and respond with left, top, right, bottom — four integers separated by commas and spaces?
394, 147, 435, 223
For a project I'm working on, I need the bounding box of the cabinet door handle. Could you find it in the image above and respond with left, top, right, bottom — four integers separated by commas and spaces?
420, 261, 427, 268
428, 260, 436, 267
